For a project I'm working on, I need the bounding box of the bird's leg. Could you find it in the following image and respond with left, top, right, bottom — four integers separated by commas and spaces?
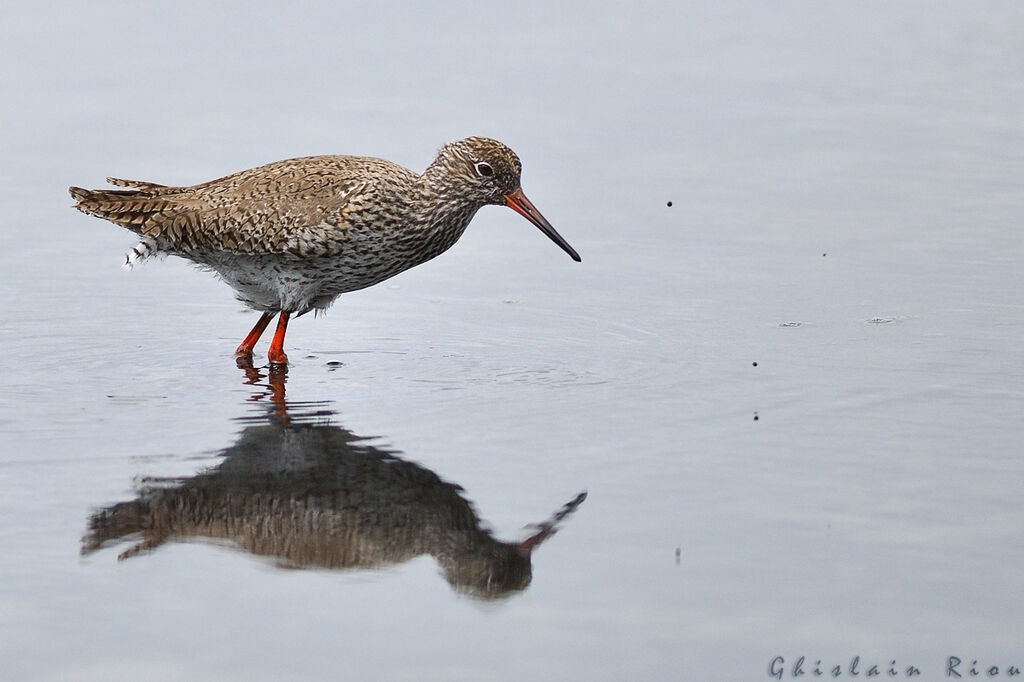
267, 311, 291, 366
235, 311, 276, 358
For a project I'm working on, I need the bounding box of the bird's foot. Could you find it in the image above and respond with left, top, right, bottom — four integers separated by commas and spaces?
236, 352, 257, 370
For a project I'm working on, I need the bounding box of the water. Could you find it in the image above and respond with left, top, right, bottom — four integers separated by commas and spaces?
2, 3, 1023, 680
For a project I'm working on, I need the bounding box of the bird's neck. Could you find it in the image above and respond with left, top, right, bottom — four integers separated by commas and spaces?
411, 168, 483, 258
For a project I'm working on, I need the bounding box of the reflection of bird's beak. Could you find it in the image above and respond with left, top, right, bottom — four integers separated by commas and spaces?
513, 490, 589, 556
504, 188, 581, 262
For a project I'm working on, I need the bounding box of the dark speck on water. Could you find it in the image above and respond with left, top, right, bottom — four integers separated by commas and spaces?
666, 201, 672, 207
752, 361, 758, 367
753, 412, 759, 421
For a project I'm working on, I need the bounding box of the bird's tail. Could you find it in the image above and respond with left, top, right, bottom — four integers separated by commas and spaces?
69, 178, 173, 228
70, 178, 182, 265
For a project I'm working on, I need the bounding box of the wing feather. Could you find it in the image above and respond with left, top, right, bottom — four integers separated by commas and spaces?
69, 155, 401, 256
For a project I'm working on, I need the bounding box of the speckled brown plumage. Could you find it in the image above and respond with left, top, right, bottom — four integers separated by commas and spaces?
70, 137, 580, 365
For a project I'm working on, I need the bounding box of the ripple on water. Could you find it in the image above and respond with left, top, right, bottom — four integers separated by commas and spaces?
409, 358, 610, 390
390, 319, 673, 392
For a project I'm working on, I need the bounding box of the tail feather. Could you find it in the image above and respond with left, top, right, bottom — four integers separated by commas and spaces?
69, 182, 181, 230
68, 186, 93, 203
105, 177, 168, 190
70, 176, 212, 254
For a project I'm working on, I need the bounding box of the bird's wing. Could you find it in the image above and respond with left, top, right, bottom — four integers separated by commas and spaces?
71, 156, 406, 256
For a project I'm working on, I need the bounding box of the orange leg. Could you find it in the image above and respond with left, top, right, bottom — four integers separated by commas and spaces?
267, 311, 291, 366
235, 311, 276, 357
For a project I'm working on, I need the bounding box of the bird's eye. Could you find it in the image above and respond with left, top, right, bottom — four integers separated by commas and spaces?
474, 162, 494, 178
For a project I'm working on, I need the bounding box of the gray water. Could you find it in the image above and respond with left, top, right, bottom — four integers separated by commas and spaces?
2, 3, 1023, 680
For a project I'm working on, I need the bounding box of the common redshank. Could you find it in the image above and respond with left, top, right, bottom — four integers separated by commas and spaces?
70, 137, 580, 365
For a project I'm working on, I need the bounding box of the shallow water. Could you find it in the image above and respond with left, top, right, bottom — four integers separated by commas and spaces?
2, 3, 1023, 680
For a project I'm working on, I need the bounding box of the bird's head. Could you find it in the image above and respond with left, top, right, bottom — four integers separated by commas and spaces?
430, 137, 581, 262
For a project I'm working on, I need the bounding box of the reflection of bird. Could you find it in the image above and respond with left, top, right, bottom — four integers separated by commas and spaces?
69, 137, 580, 365
82, 419, 585, 599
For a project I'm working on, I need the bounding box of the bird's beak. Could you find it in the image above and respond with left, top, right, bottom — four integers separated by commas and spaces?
504, 188, 581, 262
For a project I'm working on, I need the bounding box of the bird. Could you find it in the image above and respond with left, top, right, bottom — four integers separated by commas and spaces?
69, 136, 580, 366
